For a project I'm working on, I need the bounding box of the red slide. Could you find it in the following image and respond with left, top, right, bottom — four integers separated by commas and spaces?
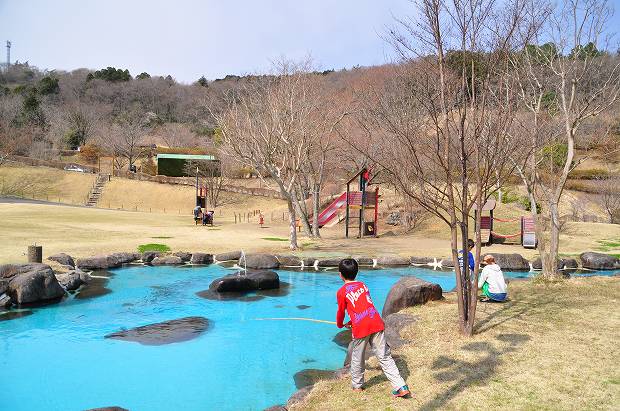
316, 192, 348, 227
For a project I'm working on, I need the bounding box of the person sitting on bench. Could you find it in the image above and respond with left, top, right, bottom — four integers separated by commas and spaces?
478, 255, 507, 302
193, 205, 202, 225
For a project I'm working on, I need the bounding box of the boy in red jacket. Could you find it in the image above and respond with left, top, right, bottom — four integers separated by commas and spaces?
336, 258, 410, 397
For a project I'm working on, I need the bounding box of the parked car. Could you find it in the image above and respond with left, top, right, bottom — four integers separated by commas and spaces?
63, 164, 87, 173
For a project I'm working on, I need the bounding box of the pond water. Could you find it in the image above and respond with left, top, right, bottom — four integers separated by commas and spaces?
1, 265, 617, 411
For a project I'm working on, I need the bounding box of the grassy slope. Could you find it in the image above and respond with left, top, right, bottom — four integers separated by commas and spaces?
0, 165, 95, 204
295, 277, 620, 410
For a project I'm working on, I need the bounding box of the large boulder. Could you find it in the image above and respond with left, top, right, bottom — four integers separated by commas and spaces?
76, 255, 113, 270
76, 253, 138, 270
173, 251, 192, 262
151, 255, 183, 266
580, 252, 620, 270
384, 312, 418, 349
241, 253, 279, 270
142, 251, 160, 263
105, 316, 209, 346
562, 258, 579, 269
492, 253, 530, 271
382, 277, 443, 317
0, 279, 8, 295
55, 270, 85, 291
410, 256, 436, 265
208, 270, 280, 293
276, 255, 303, 267
7, 264, 65, 304
109, 252, 140, 265
317, 258, 343, 267
190, 253, 213, 265
377, 256, 410, 266
215, 251, 242, 262
354, 257, 375, 266
47, 253, 75, 267
531, 257, 563, 271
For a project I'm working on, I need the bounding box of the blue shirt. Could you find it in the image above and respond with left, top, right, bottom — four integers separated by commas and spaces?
458, 250, 475, 271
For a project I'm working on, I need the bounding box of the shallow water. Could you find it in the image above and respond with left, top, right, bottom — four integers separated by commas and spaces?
0, 265, 617, 411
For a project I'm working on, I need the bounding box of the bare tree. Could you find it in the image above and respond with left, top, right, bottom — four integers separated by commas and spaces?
213, 59, 321, 250
104, 109, 151, 173
348, 0, 530, 335
598, 178, 620, 223
511, 0, 620, 277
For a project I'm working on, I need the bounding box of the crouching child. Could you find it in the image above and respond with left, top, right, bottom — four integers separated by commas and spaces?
336, 258, 410, 397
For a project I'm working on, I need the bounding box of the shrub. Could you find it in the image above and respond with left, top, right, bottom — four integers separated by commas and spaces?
79, 143, 101, 164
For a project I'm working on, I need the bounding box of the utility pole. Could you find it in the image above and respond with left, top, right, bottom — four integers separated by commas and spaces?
6, 41, 11, 67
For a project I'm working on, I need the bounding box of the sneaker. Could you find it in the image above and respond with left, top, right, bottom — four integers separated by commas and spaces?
392, 385, 410, 398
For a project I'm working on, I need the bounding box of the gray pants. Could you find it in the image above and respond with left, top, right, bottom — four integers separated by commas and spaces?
349, 330, 406, 390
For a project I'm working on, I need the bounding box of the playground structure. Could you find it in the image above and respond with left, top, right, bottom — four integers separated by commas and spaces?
315, 168, 379, 238
473, 199, 537, 249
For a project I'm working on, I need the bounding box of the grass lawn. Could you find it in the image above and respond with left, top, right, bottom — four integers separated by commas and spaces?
294, 277, 620, 410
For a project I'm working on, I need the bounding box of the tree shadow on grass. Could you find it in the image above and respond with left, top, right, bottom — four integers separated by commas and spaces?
474, 294, 559, 334
419, 333, 530, 411
361, 354, 411, 389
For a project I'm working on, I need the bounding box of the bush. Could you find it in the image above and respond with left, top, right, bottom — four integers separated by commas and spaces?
540, 142, 569, 169
79, 143, 101, 164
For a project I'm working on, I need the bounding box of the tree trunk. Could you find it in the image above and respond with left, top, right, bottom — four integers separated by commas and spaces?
545, 201, 561, 278
287, 199, 298, 250
312, 183, 321, 237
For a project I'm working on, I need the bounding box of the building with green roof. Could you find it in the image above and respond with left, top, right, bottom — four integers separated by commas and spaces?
156, 153, 220, 177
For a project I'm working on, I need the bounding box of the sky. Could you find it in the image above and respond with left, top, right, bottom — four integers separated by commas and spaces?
1, 0, 619, 84
0, 0, 412, 83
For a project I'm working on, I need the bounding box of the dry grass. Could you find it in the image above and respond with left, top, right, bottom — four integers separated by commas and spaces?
295, 277, 620, 410
0, 165, 95, 204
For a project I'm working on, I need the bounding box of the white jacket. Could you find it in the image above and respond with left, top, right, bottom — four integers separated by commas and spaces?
478, 263, 507, 294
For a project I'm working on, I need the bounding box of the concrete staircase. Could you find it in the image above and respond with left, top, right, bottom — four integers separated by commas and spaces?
85, 174, 110, 207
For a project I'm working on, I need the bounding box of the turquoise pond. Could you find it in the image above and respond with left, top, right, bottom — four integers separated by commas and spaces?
1, 265, 618, 411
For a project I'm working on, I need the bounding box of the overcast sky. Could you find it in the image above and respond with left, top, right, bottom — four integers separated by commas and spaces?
1, 0, 619, 83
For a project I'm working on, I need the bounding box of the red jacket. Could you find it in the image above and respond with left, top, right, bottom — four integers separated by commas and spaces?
336, 281, 385, 339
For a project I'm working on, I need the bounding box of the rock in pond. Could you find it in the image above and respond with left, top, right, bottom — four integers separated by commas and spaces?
492, 253, 530, 271
55, 270, 85, 291
150, 255, 183, 266
75, 271, 112, 300
376, 256, 410, 266
173, 251, 192, 262
215, 250, 242, 262
0, 293, 12, 308
85, 407, 129, 411
7, 264, 65, 305
293, 369, 336, 389
190, 253, 213, 265
382, 277, 443, 317
240, 253, 279, 269
105, 316, 209, 345
333, 329, 352, 348
580, 252, 620, 270
47, 253, 75, 267
0, 310, 33, 321
209, 270, 279, 292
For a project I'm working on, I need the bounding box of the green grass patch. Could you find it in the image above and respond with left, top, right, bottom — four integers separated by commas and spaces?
138, 243, 171, 253
151, 236, 173, 239
261, 237, 289, 242
596, 239, 620, 251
